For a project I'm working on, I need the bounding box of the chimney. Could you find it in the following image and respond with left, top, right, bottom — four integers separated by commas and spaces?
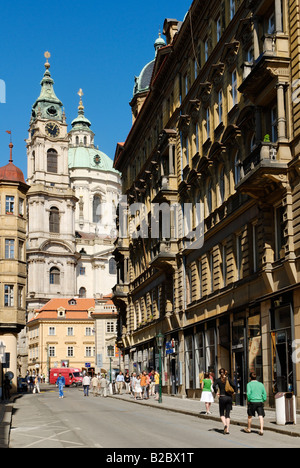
163, 19, 181, 45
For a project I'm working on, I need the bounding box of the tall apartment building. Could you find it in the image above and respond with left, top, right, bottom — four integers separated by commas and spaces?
113, 0, 300, 407
0, 143, 29, 394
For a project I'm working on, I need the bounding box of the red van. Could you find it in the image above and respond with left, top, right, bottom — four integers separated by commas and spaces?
49, 368, 83, 387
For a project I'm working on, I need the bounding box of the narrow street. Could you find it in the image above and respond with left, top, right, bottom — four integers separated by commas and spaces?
9, 387, 300, 449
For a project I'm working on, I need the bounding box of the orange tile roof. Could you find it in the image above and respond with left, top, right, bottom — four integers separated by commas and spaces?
28, 297, 117, 324
39, 298, 95, 312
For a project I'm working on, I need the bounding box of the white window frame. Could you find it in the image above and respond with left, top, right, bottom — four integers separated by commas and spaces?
4, 284, 14, 307
5, 239, 15, 259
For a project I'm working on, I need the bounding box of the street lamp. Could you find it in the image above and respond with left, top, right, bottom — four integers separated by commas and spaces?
108, 345, 115, 383
156, 332, 164, 404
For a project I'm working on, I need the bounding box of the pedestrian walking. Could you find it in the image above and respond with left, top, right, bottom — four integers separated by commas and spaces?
56, 373, 65, 399
244, 372, 267, 436
131, 372, 138, 398
134, 374, 143, 400
200, 372, 214, 414
83, 374, 91, 397
124, 372, 131, 394
116, 372, 125, 394
140, 371, 148, 399
27, 375, 34, 393
213, 368, 236, 435
91, 375, 99, 397
33, 375, 41, 394
149, 370, 155, 396
154, 371, 160, 401
99, 375, 108, 397
97, 373, 101, 395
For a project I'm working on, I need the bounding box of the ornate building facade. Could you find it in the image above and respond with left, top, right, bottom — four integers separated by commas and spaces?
113, 0, 300, 407
0, 143, 29, 394
24, 55, 121, 375
26, 56, 78, 315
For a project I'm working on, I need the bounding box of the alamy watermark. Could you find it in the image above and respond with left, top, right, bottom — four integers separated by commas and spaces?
0, 79, 6, 103
96, 196, 204, 250
292, 79, 300, 105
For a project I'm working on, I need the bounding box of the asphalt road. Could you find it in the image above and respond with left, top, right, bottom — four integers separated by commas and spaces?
9, 386, 300, 449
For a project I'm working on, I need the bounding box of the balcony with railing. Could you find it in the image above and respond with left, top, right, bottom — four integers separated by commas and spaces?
235, 142, 288, 197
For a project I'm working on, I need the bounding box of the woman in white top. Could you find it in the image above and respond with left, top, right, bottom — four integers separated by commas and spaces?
134, 375, 142, 400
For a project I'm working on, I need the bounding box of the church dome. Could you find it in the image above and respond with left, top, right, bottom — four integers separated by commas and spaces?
0, 143, 26, 184
68, 146, 118, 173
133, 33, 166, 97
133, 60, 155, 97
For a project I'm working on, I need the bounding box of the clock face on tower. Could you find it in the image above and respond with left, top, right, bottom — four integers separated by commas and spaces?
45, 122, 60, 138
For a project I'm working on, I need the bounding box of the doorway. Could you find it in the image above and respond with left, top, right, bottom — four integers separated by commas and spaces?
170, 357, 177, 395
271, 329, 294, 393
233, 351, 246, 406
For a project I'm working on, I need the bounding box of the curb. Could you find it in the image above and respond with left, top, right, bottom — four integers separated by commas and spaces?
108, 395, 300, 439
0, 404, 13, 448
0, 395, 21, 449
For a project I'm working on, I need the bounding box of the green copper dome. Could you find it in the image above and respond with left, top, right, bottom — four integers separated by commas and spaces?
68, 146, 118, 173
68, 90, 118, 173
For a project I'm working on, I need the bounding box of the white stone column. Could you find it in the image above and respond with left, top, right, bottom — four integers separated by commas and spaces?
277, 83, 287, 141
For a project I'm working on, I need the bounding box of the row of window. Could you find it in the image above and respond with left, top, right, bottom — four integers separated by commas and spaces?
133, 286, 161, 328
48, 196, 112, 232
185, 207, 285, 305
29, 346, 96, 360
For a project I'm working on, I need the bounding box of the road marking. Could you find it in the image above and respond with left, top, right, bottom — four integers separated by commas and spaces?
15, 429, 85, 449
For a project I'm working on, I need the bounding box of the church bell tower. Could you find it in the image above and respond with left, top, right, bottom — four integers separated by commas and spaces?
26, 52, 78, 316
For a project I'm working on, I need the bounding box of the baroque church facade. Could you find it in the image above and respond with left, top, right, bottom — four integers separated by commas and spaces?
25, 54, 121, 321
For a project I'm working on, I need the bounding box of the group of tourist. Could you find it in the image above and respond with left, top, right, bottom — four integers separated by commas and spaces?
54, 366, 267, 436
201, 369, 267, 436
115, 370, 160, 401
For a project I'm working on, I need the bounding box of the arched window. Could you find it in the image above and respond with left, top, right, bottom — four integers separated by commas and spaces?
93, 195, 101, 223
49, 207, 60, 233
47, 149, 58, 173
50, 267, 60, 285
109, 258, 117, 275
84, 136, 87, 146
76, 136, 79, 145
79, 287, 87, 298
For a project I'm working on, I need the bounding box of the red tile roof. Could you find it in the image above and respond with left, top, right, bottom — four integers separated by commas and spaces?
28, 297, 117, 324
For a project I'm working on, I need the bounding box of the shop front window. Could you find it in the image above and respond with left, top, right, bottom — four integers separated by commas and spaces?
205, 324, 216, 375
185, 335, 194, 390
248, 311, 262, 381
195, 331, 205, 389
271, 303, 294, 393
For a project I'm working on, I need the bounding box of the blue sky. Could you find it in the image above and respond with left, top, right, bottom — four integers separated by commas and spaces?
0, 0, 191, 176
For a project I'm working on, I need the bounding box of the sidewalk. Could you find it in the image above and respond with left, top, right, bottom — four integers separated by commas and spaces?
108, 392, 300, 438
0, 397, 15, 449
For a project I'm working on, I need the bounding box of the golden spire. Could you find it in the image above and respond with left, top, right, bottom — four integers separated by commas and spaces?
78, 88, 84, 112
44, 51, 51, 70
